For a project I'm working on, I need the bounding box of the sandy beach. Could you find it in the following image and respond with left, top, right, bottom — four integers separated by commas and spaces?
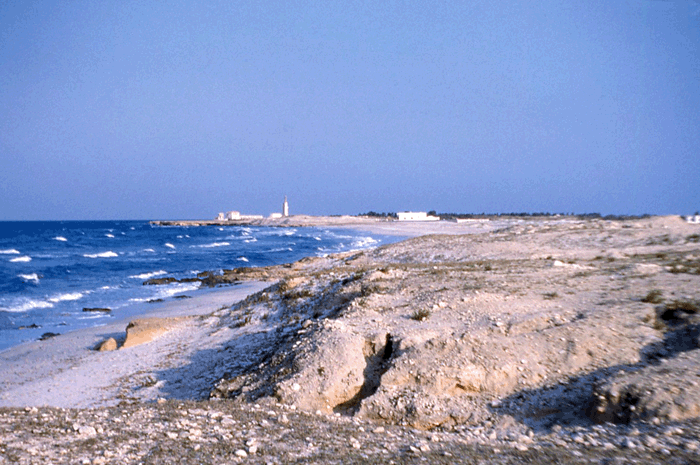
2, 215, 700, 463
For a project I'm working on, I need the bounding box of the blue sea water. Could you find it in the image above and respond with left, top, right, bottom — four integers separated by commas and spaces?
0, 221, 396, 352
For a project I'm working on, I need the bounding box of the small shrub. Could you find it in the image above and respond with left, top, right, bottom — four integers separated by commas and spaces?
543, 292, 559, 300
687, 234, 700, 243
641, 290, 664, 304
410, 309, 431, 321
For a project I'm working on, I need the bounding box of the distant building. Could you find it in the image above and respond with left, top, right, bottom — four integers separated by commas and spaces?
270, 213, 283, 219
216, 212, 225, 220
283, 196, 289, 217
226, 211, 241, 220
397, 211, 440, 222
688, 215, 700, 224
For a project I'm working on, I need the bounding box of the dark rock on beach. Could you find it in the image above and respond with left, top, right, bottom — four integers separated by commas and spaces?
143, 277, 178, 285
83, 307, 112, 313
39, 332, 60, 341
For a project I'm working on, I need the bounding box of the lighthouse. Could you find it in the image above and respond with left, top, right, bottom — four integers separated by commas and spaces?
282, 196, 289, 217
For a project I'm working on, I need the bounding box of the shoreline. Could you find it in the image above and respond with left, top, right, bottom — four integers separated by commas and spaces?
0, 282, 268, 408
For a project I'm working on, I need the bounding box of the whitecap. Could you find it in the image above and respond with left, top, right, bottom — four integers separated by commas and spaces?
193, 242, 230, 248
105, 234, 115, 238
238, 257, 249, 262
54, 236, 68, 242
165, 243, 175, 249
3, 299, 54, 313
78, 314, 109, 320
314, 236, 322, 241
243, 238, 257, 243
143, 248, 156, 253
351, 237, 379, 248
218, 228, 224, 231
10, 256, 31, 262
18, 273, 40, 283
177, 235, 184, 239
129, 270, 168, 280
0, 249, 20, 254
83, 251, 118, 258
48, 292, 84, 303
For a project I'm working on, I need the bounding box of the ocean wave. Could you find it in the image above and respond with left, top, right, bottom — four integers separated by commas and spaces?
193, 242, 230, 248
105, 234, 115, 238
83, 251, 118, 258
48, 292, 84, 303
244, 238, 257, 243
129, 270, 167, 280
268, 247, 294, 253
18, 273, 40, 283
128, 282, 200, 303
2, 299, 54, 313
351, 237, 379, 248
53, 236, 68, 242
10, 256, 31, 262
143, 248, 156, 253
165, 243, 175, 249
238, 257, 249, 262
0, 249, 20, 254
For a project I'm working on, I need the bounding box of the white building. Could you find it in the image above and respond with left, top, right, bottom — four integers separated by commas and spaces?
216, 212, 225, 220
283, 196, 289, 217
688, 215, 700, 224
226, 211, 241, 220
269, 213, 283, 219
397, 211, 440, 222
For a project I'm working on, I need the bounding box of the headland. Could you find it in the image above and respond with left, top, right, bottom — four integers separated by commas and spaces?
2, 215, 700, 463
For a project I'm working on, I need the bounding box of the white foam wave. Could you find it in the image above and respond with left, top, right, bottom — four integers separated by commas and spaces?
238, 257, 249, 262
0, 249, 20, 254
314, 236, 322, 241
18, 273, 40, 283
83, 251, 118, 258
10, 256, 31, 262
129, 282, 200, 303
143, 248, 156, 253
48, 292, 84, 303
165, 243, 175, 249
269, 247, 294, 253
351, 237, 379, 248
78, 314, 109, 320
2, 299, 54, 313
105, 234, 115, 238
243, 238, 257, 243
194, 242, 230, 248
54, 236, 68, 242
129, 270, 168, 280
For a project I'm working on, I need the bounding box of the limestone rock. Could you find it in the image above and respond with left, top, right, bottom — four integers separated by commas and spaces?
121, 318, 183, 348
590, 349, 700, 423
97, 338, 118, 352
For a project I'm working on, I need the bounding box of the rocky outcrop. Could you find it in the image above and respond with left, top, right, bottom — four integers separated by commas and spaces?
121, 318, 184, 348
97, 337, 118, 352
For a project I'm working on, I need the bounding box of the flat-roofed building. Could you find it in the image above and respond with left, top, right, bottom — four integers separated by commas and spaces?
397, 211, 440, 221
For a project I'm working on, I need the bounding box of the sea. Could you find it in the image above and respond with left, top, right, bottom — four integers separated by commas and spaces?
0, 221, 398, 352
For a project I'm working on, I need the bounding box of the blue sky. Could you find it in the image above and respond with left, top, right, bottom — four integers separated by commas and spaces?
1, 1, 698, 220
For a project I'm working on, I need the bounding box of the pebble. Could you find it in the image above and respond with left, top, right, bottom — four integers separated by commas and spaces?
235, 449, 248, 457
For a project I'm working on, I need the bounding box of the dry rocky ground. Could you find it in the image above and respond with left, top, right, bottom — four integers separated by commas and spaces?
2, 216, 700, 464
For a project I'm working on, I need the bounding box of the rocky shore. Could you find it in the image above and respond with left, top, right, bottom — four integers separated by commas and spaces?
2, 216, 700, 464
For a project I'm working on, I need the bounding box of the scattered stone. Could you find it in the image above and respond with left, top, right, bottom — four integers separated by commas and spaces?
96, 338, 118, 352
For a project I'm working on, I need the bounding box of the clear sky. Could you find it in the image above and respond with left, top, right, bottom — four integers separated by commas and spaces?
1, 1, 699, 220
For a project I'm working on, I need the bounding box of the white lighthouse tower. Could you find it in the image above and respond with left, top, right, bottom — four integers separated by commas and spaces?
282, 196, 289, 217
